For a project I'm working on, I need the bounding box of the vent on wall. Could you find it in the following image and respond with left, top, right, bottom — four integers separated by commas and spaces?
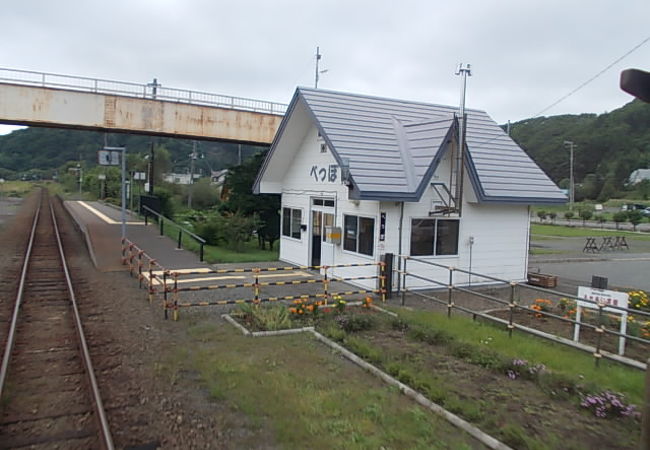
320, 143, 327, 153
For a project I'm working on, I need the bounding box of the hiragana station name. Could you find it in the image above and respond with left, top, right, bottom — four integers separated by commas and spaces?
310, 164, 338, 183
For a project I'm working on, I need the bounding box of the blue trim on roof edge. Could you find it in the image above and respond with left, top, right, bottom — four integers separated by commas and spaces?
252, 90, 301, 194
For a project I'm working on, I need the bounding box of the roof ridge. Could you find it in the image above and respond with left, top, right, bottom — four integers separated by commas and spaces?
297, 86, 487, 114
391, 116, 417, 191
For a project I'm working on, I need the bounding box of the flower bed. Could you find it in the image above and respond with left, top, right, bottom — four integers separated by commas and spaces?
228, 301, 644, 449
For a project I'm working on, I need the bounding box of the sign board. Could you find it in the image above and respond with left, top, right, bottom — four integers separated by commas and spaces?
133, 172, 147, 181
97, 174, 106, 180
98, 149, 121, 166
577, 286, 629, 313
574, 286, 629, 355
379, 212, 386, 241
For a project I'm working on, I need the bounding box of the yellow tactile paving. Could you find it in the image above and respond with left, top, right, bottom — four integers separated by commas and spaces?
78, 201, 143, 225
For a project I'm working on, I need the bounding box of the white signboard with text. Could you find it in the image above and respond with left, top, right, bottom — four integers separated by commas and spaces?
574, 286, 629, 355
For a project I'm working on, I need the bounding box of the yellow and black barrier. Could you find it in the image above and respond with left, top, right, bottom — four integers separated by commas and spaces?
120, 238, 387, 321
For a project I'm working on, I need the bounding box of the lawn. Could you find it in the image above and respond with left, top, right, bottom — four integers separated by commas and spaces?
160, 218, 279, 263
161, 316, 481, 449
531, 223, 650, 241
220, 303, 645, 449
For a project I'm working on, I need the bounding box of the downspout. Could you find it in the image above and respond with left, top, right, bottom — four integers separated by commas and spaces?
397, 202, 405, 293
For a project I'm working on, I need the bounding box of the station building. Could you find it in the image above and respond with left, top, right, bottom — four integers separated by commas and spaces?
253, 88, 565, 290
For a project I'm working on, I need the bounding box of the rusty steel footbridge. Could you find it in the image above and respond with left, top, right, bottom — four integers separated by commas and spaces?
0, 67, 287, 144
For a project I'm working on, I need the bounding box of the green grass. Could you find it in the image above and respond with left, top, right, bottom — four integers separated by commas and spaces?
159, 218, 279, 263
0, 180, 35, 197
531, 223, 650, 241
529, 248, 568, 255
164, 320, 477, 449
391, 308, 645, 404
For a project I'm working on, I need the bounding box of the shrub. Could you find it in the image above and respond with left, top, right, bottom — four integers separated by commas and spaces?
251, 305, 293, 331
337, 313, 376, 333
564, 211, 575, 222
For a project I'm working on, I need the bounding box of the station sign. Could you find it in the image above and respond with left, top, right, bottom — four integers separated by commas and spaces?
98, 149, 121, 166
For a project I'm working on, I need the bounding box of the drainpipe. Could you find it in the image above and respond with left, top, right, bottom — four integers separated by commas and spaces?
397, 202, 405, 293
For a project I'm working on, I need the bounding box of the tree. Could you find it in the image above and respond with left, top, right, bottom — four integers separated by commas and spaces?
564, 211, 574, 223
627, 210, 643, 231
548, 212, 557, 224
222, 152, 281, 250
186, 178, 219, 210
595, 214, 607, 229
612, 211, 627, 230
578, 208, 593, 227
536, 210, 546, 222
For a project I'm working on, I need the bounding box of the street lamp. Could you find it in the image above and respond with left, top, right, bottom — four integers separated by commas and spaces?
563, 140, 577, 210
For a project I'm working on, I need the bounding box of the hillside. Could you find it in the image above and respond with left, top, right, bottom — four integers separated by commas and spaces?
0, 127, 267, 178
509, 99, 650, 200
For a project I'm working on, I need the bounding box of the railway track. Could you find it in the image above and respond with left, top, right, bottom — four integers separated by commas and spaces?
0, 191, 113, 449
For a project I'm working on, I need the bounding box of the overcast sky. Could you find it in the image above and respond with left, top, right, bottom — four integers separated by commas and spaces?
1, 0, 649, 135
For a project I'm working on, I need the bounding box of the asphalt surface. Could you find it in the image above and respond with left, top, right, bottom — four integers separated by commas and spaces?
529, 230, 650, 292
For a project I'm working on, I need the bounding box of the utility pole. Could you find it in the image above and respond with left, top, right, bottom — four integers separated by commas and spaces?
148, 141, 155, 195
238, 143, 242, 166
564, 140, 576, 210
188, 141, 197, 208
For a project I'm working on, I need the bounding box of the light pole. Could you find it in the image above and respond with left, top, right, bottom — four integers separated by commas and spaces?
76, 163, 83, 195
564, 141, 576, 210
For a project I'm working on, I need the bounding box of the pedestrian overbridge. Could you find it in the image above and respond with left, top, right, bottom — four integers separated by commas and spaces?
0, 68, 286, 144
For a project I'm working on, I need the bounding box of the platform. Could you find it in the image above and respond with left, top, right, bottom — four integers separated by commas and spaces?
64, 200, 207, 272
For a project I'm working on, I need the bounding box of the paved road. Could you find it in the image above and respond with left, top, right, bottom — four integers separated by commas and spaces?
532, 256, 650, 291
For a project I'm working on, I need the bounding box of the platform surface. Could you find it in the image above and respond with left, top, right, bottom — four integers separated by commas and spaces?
64, 201, 207, 272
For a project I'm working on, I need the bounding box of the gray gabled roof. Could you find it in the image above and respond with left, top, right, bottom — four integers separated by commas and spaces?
255, 87, 566, 204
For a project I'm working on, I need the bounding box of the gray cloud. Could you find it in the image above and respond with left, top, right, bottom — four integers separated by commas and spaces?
1, 0, 648, 133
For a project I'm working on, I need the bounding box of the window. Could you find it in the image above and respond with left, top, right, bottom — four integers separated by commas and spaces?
344, 214, 375, 256
410, 218, 459, 256
282, 207, 302, 239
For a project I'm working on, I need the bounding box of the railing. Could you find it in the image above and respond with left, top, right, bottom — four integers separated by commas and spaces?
0, 67, 287, 116
396, 255, 649, 369
142, 205, 206, 261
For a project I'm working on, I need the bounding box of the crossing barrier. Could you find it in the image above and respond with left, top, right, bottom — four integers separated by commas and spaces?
120, 238, 387, 321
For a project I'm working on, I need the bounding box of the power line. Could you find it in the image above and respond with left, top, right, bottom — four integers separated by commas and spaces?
531, 35, 650, 118
470, 35, 650, 152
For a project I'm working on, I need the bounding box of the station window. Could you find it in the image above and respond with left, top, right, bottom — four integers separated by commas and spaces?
282, 207, 302, 239
410, 218, 459, 256
343, 214, 375, 256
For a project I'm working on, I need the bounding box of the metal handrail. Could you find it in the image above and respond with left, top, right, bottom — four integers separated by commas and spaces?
0, 67, 287, 116
142, 205, 206, 261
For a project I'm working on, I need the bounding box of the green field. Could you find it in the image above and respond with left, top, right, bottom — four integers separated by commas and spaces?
531, 223, 650, 241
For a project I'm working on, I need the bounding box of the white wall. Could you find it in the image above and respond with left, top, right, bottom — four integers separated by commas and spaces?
277, 124, 530, 293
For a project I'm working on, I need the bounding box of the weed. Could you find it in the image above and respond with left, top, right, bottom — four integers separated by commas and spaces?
337, 313, 377, 333
390, 317, 410, 332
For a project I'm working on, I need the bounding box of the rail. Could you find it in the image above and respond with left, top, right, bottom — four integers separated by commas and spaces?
0, 67, 287, 116
142, 205, 206, 261
50, 199, 114, 449
0, 193, 114, 449
397, 255, 649, 369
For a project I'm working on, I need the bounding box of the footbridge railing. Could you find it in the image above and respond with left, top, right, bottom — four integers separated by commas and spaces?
0, 67, 287, 115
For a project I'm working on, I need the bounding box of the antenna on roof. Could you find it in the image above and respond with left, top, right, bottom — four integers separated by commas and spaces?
315, 46, 328, 88
451, 63, 471, 216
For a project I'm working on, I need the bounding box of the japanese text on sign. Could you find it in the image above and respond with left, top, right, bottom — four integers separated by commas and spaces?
577, 286, 629, 314
309, 164, 338, 183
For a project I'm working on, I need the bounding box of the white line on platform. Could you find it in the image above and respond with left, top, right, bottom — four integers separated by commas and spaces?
77, 201, 143, 225
145, 270, 312, 286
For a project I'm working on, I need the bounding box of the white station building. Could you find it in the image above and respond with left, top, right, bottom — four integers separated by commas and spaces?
254, 88, 566, 290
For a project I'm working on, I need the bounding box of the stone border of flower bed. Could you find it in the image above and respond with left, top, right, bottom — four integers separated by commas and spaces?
221, 309, 513, 450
